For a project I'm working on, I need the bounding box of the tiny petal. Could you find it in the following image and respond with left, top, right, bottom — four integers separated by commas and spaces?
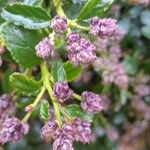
51, 16, 68, 33
35, 37, 55, 59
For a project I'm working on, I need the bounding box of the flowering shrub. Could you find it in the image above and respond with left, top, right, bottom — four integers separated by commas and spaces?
0, 0, 150, 150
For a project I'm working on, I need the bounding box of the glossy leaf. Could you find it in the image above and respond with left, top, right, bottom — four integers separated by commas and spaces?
2, 69, 13, 92
51, 61, 67, 82
23, 0, 43, 6
62, 104, 94, 122
77, 0, 114, 21
1, 23, 42, 68
63, 61, 82, 82
1, 4, 50, 29
40, 101, 50, 121
141, 26, 150, 39
10, 73, 41, 96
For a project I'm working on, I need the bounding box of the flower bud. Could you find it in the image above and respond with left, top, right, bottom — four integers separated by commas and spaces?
53, 81, 73, 103
0, 117, 29, 144
99, 18, 118, 38
72, 118, 92, 144
35, 37, 55, 59
67, 33, 81, 44
51, 16, 68, 33
81, 91, 105, 113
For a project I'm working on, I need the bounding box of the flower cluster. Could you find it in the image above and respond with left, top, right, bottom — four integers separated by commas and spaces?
35, 37, 55, 59
0, 117, 29, 144
90, 17, 118, 38
81, 91, 105, 113
0, 94, 16, 128
41, 118, 92, 150
67, 33, 97, 65
53, 81, 73, 103
51, 16, 68, 33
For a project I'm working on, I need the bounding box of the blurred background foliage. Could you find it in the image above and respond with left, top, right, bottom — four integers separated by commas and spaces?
0, 0, 150, 150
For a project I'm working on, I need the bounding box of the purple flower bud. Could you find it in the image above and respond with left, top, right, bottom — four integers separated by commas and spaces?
53, 138, 74, 150
54, 124, 74, 141
0, 46, 5, 55
51, 16, 68, 33
90, 17, 100, 36
40, 121, 58, 142
0, 117, 29, 144
81, 91, 105, 113
72, 118, 92, 144
53, 81, 73, 103
0, 94, 11, 109
135, 85, 150, 96
106, 125, 119, 141
35, 37, 55, 59
67, 34, 97, 65
99, 18, 118, 38
67, 33, 81, 44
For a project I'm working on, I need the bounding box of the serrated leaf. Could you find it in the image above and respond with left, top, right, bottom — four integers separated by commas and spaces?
51, 61, 67, 82
62, 104, 94, 122
1, 23, 42, 68
141, 26, 150, 39
63, 61, 82, 82
23, 0, 43, 6
10, 73, 41, 96
40, 101, 50, 121
1, 4, 50, 29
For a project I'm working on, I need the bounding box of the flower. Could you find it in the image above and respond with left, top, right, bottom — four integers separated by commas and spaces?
81, 91, 105, 113
67, 33, 97, 65
67, 33, 81, 44
0, 117, 29, 144
53, 81, 73, 103
72, 118, 92, 144
53, 137, 74, 150
106, 125, 119, 141
53, 124, 74, 150
99, 18, 118, 38
51, 16, 68, 33
35, 37, 55, 59
90, 17, 118, 38
40, 121, 58, 142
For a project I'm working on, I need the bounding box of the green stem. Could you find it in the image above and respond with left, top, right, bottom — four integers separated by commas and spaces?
73, 93, 81, 101
99, 113, 108, 129
69, 21, 89, 31
40, 61, 62, 127
22, 86, 46, 122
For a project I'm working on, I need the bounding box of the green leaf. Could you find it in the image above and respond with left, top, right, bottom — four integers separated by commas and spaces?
63, 61, 82, 82
51, 61, 67, 82
62, 104, 94, 122
1, 23, 42, 68
141, 10, 150, 25
23, 0, 43, 6
1, 4, 50, 29
2, 69, 13, 92
77, 0, 99, 21
123, 55, 138, 75
10, 73, 41, 96
120, 90, 128, 105
40, 101, 50, 121
141, 25, 150, 39
77, 0, 114, 21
